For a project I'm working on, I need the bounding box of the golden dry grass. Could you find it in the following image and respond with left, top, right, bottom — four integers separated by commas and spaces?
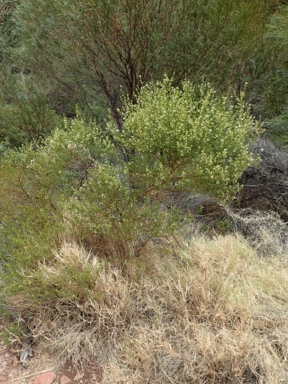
5, 234, 288, 383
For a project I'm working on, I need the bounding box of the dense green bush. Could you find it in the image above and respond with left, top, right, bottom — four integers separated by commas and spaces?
119, 78, 257, 200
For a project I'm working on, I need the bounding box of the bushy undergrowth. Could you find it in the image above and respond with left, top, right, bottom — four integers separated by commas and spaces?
4, 235, 288, 383
0, 79, 256, 293
0, 117, 177, 290
0, 79, 264, 382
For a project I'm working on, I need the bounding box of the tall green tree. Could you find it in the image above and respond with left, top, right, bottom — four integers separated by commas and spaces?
263, 5, 288, 143
7, 0, 279, 131
0, 0, 60, 149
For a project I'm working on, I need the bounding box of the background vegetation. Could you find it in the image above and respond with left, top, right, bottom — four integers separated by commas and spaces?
1, 0, 288, 382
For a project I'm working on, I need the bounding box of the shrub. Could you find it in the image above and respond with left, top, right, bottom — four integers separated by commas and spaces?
0, 78, 258, 299
0, 112, 176, 300
119, 78, 257, 201
64, 163, 175, 257
0, 115, 113, 295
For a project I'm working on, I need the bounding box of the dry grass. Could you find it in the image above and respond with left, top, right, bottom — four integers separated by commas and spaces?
228, 208, 288, 257
5, 234, 288, 383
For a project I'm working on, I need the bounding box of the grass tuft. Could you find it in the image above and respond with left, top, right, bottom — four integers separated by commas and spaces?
3, 234, 288, 383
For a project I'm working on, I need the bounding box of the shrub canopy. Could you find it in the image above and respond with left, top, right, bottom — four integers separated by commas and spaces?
119, 78, 257, 200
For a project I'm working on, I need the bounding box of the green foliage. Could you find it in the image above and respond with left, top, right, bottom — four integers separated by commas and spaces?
0, 0, 286, 149
0, 146, 63, 294
263, 6, 288, 144
0, 82, 61, 147
0, 1, 62, 148
0, 78, 257, 306
2, 0, 277, 133
0, 116, 111, 294
8, 0, 193, 127
119, 78, 257, 200
267, 5, 288, 43
0, 111, 172, 299
1, 1, 288, 366
0, 322, 24, 347
65, 163, 175, 257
